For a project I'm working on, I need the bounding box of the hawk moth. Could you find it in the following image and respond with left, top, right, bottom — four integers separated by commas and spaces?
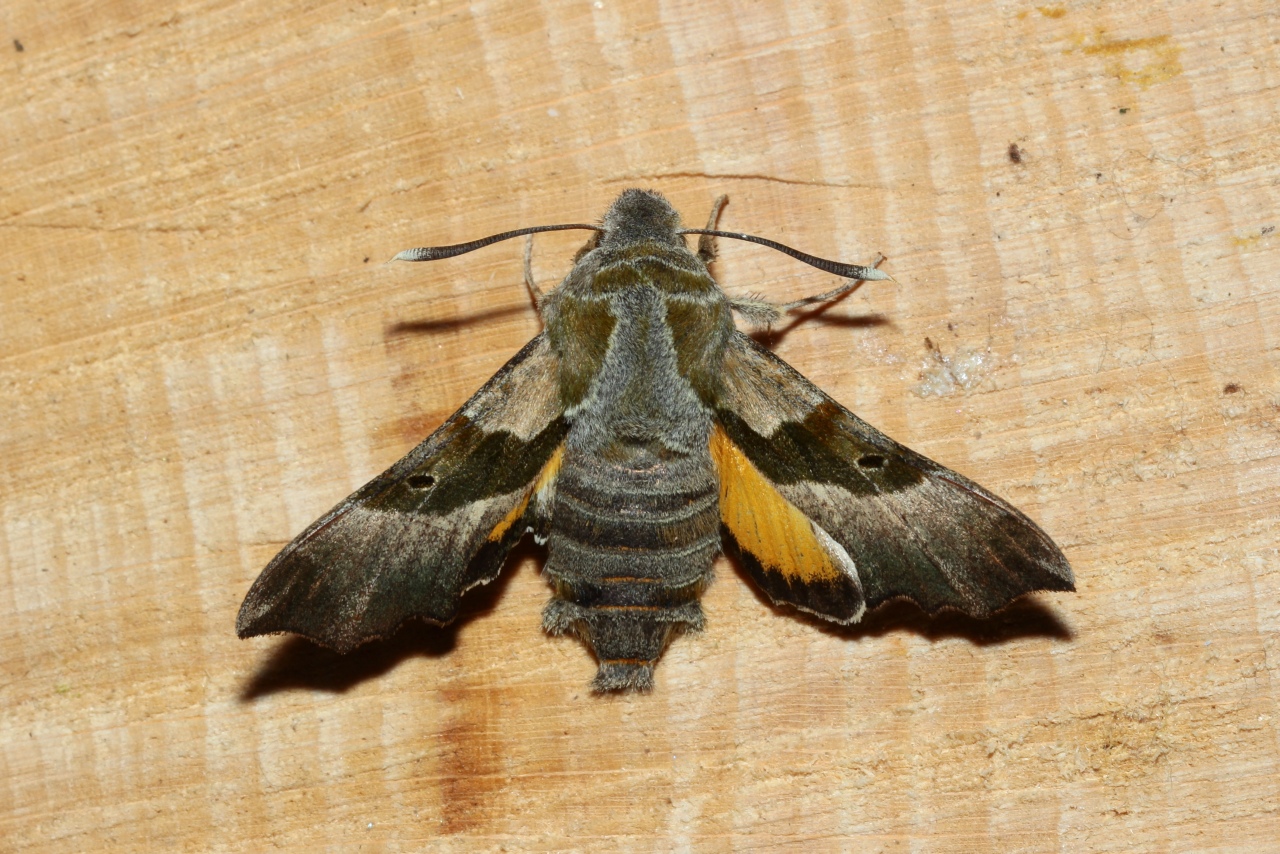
237, 189, 1073, 692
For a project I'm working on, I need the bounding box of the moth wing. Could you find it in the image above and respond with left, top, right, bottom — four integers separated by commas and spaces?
237, 333, 568, 652
713, 332, 1073, 624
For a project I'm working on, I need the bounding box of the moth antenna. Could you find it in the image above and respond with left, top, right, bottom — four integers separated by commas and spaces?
679, 228, 895, 283
393, 223, 602, 263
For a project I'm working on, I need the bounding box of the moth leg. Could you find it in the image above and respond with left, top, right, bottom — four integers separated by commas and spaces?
729, 253, 891, 327
697, 194, 730, 263
523, 235, 543, 313
726, 296, 784, 327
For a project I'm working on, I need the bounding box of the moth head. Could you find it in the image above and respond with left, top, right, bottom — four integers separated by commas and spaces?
600, 189, 685, 249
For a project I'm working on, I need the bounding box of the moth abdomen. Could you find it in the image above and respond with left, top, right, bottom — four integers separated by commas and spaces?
543, 599, 705, 692
542, 449, 720, 691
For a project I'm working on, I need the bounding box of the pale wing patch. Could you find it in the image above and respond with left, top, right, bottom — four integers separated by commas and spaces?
710, 425, 854, 585
463, 335, 563, 440
719, 333, 824, 435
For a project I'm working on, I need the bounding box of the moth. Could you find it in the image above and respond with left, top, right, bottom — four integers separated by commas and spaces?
237, 189, 1073, 692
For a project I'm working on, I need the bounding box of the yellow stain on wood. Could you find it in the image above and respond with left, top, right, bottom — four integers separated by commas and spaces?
709, 425, 841, 584
487, 443, 565, 542
1232, 226, 1275, 249
1073, 30, 1182, 87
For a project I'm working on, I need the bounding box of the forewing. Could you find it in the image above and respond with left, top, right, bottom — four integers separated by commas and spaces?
237, 334, 568, 651
714, 332, 1073, 623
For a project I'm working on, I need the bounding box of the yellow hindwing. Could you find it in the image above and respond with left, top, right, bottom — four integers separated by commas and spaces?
709, 425, 842, 584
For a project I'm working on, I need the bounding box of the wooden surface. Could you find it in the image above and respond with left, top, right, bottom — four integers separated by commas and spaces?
3, 1, 1278, 850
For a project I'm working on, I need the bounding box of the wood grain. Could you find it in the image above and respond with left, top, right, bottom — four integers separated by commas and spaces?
3, 0, 1277, 850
